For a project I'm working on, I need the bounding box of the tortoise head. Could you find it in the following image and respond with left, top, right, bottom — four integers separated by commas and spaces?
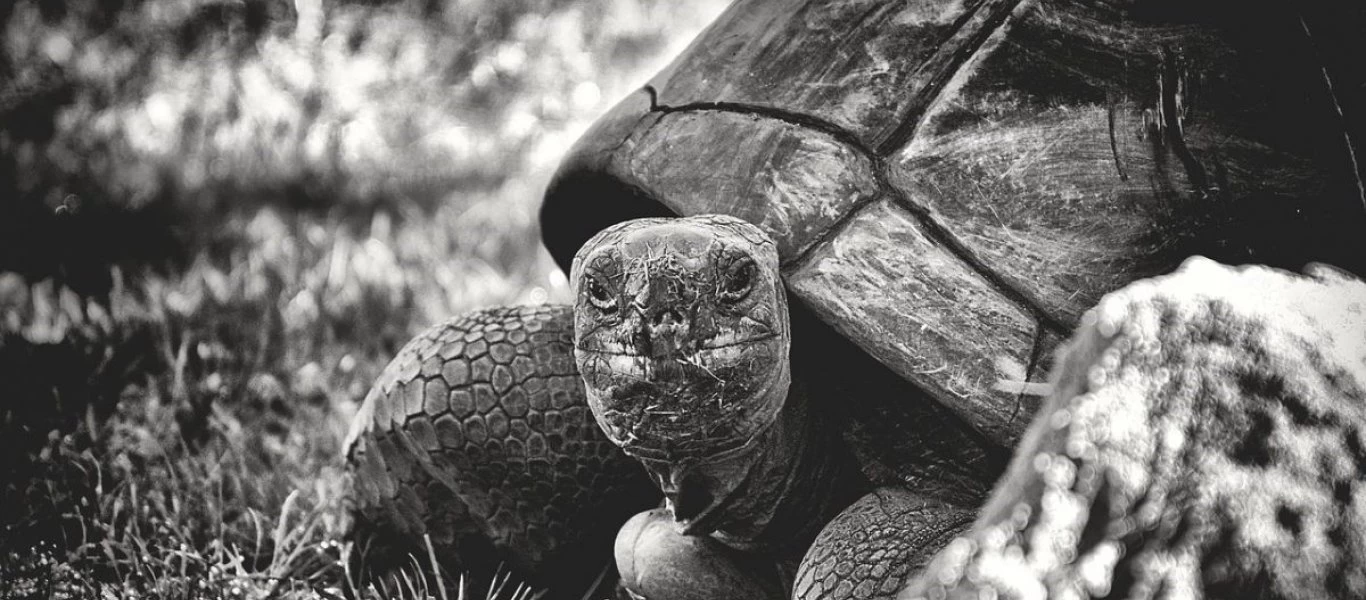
571, 215, 791, 465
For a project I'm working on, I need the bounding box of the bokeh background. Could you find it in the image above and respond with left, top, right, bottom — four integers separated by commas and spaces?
0, 0, 728, 597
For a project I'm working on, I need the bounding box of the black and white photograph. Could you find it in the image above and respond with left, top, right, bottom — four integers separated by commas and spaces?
2, 1, 1365, 599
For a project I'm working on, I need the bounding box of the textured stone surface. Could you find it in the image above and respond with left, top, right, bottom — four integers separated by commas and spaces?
902, 258, 1366, 600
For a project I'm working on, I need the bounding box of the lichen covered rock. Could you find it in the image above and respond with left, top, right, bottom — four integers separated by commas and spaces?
903, 257, 1366, 600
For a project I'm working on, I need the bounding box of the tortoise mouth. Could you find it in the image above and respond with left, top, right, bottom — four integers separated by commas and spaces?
575, 332, 778, 356
575, 335, 777, 371
576, 339, 789, 461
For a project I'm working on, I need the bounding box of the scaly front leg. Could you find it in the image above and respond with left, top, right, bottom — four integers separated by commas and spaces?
347, 305, 656, 596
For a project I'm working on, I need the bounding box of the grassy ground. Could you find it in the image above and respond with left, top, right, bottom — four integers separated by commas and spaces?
0, 1, 727, 597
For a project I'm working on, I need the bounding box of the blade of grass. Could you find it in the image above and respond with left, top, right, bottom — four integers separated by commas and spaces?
425, 533, 449, 600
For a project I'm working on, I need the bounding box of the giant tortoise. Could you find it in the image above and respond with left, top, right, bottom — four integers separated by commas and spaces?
345, 0, 1366, 598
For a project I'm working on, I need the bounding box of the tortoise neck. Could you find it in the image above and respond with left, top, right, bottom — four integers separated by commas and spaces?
707, 379, 869, 556
636, 377, 867, 558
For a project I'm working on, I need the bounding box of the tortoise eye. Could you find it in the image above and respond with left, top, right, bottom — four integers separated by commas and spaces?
585, 277, 617, 313
719, 259, 754, 304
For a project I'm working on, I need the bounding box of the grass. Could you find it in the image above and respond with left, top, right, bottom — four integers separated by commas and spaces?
0, 0, 730, 597
0, 183, 553, 600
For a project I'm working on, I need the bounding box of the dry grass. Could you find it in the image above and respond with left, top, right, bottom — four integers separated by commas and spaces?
0, 0, 729, 597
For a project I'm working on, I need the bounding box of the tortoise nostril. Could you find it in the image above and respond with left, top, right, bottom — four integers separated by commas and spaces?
652, 309, 684, 328
636, 308, 691, 357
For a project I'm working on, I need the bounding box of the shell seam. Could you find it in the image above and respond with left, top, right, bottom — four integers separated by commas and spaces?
643, 90, 880, 270
873, 0, 1028, 155
641, 96, 1071, 336
648, 91, 877, 155
1011, 326, 1052, 428
880, 182, 1071, 337
641, 0, 1071, 336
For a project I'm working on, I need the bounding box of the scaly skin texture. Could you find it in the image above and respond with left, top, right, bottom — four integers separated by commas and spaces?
901, 258, 1366, 600
345, 305, 656, 595
348, 216, 979, 599
795, 488, 974, 600
571, 215, 790, 464
571, 215, 808, 539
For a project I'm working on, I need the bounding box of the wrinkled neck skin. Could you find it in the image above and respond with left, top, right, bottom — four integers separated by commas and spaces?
636, 376, 869, 556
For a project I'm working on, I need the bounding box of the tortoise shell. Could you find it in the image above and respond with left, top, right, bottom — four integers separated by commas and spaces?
540, 0, 1366, 449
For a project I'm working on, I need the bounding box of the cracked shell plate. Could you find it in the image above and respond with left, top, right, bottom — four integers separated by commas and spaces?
540, 0, 1366, 449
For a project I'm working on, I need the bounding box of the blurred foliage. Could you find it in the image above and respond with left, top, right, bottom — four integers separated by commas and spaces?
1, 0, 719, 280
0, 0, 731, 596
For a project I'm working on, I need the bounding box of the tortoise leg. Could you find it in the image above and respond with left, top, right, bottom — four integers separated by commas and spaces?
902, 260, 1366, 599
615, 508, 789, 600
347, 305, 657, 596
793, 487, 973, 600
